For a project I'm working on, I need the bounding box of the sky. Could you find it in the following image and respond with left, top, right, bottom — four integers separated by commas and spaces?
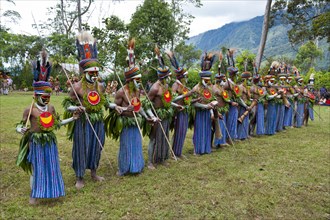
2, 0, 268, 37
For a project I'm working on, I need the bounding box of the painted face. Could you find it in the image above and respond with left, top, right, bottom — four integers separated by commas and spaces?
86, 71, 99, 83
166, 76, 172, 84
287, 77, 292, 84
202, 78, 211, 87
279, 77, 286, 85
298, 80, 303, 86
133, 78, 141, 89
37, 94, 51, 106
219, 77, 227, 86
268, 78, 275, 86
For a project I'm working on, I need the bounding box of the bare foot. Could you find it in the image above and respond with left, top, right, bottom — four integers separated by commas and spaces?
91, 170, 105, 182
29, 197, 37, 205
147, 163, 156, 170
75, 178, 85, 190
91, 175, 105, 182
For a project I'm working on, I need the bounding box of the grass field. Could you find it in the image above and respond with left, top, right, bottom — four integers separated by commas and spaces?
1, 92, 329, 219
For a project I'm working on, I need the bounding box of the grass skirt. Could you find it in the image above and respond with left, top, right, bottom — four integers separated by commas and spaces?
118, 126, 144, 175
28, 140, 65, 198
193, 109, 212, 154
72, 118, 105, 178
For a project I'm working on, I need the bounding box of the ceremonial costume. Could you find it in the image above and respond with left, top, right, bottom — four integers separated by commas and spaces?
107, 39, 145, 175
213, 59, 230, 146
265, 62, 280, 135
16, 81, 77, 203
62, 31, 114, 187
32, 49, 51, 82
275, 71, 287, 132
192, 52, 217, 155
283, 73, 295, 128
293, 69, 305, 128
167, 51, 190, 157
225, 50, 240, 141
237, 69, 252, 140
250, 74, 266, 136
146, 46, 174, 166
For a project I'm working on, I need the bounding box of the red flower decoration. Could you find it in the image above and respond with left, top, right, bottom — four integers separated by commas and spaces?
258, 89, 264, 95
131, 97, 141, 112
87, 91, 100, 105
270, 89, 275, 95
39, 112, 54, 128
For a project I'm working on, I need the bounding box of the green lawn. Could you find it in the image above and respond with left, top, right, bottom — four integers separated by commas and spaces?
1, 92, 329, 219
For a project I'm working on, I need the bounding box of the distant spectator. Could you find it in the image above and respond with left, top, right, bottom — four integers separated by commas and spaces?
320, 86, 327, 98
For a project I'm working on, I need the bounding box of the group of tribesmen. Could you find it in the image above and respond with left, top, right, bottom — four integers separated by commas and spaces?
15, 31, 316, 204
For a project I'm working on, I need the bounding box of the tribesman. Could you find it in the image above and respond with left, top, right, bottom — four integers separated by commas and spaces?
16, 81, 81, 204
110, 39, 150, 176
166, 50, 194, 158
145, 45, 183, 169
225, 49, 240, 142
293, 67, 305, 128
283, 67, 296, 128
212, 52, 232, 147
265, 62, 282, 135
190, 51, 218, 155
62, 31, 122, 189
249, 66, 266, 136
236, 61, 252, 140
304, 73, 315, 126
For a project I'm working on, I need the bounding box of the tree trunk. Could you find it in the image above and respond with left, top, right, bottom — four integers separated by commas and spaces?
256, 0, 272, 71
77, 0, 82, 31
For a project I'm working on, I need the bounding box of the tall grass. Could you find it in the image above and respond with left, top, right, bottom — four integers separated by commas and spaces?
1, 92, 329, 219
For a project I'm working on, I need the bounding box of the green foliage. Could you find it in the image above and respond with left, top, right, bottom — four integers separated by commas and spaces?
294, 41, 323, 74
271, 0, 330, 45
128, 0, 176, 53
235, 50, 256, 73
92, 16, 128, 69
304, 68, 330, 89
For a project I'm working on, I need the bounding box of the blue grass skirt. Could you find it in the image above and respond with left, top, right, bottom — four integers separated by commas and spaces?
308, 105, 314, 121
237, 107, 249, 140
265, 102, 277, 135
276, 104, 285, 132
193, 109, 212, 154
72, 118, 105, 178
284, 100, 293, 127
118, 126, 144, 176
214, 114, 227, 145
256, 103, 265, 135
28, 140, 65, 198
226, 105, 238, 140
296, 103, 304, 127
172, 111, 189, 157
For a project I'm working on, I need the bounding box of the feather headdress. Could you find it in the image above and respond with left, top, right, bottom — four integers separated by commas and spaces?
76, 31, 98, 60
154, 44, 170, 79
166, 50, 186, 79
33, 48, 51, 82
124, 38, 140, 82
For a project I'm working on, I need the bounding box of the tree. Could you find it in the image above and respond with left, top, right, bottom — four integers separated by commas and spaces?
256, 0, 272, 71
174, 42, 201, 70
92, 16, 128, 73
128, 0, 176, 56
41, 0, 93, 37
271, 0, 330, 45
235, 50, 256, 73
294, 41, 323, 73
